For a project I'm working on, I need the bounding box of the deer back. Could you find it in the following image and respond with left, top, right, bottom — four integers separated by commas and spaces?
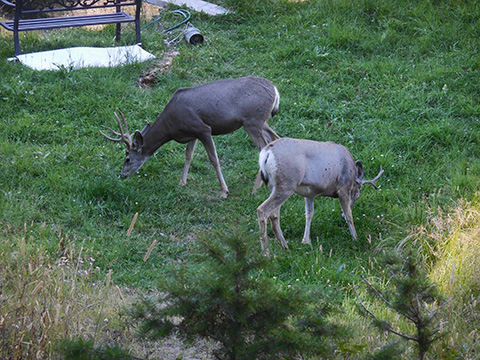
260, 138, 364, 199
154, 77, 279, 137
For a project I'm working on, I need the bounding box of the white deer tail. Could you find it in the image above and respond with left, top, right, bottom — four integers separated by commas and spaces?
271, 85, 280, 117
258, 147, 275, 186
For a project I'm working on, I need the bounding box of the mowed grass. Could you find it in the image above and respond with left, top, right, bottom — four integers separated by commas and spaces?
0, 0, 479, 358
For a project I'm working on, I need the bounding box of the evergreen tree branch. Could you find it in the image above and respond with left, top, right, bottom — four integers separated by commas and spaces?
354, 285, 418, 342
360, 275, 417, 323
428, 297, 453, 318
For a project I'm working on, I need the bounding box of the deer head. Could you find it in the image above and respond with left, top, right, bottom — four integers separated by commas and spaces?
351, 161, 384, 207
101, 109, 151, 178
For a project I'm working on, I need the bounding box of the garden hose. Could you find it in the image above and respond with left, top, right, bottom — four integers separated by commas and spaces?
142, 8, 191, 33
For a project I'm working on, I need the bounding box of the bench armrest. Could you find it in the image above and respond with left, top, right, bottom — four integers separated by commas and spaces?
0, 0, 16, 7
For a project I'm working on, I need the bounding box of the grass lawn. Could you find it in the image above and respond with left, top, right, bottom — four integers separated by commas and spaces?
0, 0, 479, 358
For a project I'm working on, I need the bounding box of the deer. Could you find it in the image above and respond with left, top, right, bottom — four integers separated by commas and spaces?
101, 77, 280, 199
256, 137, 384, 255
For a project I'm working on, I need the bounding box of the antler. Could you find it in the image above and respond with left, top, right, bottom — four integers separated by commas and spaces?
362, 167, 384, 189
100, 109, 132, 150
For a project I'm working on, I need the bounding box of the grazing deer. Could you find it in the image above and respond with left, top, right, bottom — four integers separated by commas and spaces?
101, 77, 280, 198
257, 138, 383, 255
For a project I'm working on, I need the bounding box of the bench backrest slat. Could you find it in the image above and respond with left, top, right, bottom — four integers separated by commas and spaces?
1, 0, 142, 55
17, 0, 139, 14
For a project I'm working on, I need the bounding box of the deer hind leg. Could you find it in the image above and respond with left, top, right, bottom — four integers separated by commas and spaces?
244, 122, 270, 150
198, 134, 229, 199
262, 123, 280, 145
338, 193, 358, 241
257, 210, 270, 257
257, 188, 292, 255
269, 207, 289, 250
179, 140, 197, 186
302, 197, 315, 245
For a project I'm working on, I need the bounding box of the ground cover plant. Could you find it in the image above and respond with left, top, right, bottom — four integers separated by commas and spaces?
0, 0, 479, 358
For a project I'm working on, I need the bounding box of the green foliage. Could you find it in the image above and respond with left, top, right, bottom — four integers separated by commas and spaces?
57, 339, 132, 360
367, 341, 405, 360
132, 224, 343, 359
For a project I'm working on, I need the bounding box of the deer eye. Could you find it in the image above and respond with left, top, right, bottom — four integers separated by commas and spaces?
125, 157, 131, 163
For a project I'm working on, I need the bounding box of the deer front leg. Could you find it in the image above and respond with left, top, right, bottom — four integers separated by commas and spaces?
198, 134, 229, 199
179, 139, 197, 186
302, 197, 314, 245
339, 193, 358, 241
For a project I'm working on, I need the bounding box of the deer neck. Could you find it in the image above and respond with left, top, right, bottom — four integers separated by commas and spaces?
140, 118, 173, 156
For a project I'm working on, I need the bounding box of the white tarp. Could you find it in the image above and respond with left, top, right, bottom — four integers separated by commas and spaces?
10, 44, 156, 71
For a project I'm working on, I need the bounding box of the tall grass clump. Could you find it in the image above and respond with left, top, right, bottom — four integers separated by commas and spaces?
376, 192, 480, 359
0, 225, 127, 359
420, 193, 480, 359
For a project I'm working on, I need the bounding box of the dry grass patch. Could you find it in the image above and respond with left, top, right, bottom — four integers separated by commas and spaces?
0, 223, 214, 360
407, 194, 480, 359
0, 226, 125, 359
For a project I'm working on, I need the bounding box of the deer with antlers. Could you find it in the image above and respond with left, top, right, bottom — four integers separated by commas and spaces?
256, 138, 384, 255
101, 77, 280, 198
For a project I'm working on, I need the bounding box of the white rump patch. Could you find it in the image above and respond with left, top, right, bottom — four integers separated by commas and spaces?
259, 148, 278, 184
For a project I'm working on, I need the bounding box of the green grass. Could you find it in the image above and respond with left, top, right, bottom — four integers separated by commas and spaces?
1, 0, 479, 358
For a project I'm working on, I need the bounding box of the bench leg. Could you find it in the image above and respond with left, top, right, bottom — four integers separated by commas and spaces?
135, 20, 141, 44
135, 0, 141, 45
14, 30, 20, 56
115, 23, 121, 42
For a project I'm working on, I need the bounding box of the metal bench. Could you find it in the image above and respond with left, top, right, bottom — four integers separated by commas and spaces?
0, 0, 142, 56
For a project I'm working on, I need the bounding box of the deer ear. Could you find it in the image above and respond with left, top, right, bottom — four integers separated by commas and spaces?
355, 161, 364, 182
140, 121, 151, 136
133, 130, 144, 149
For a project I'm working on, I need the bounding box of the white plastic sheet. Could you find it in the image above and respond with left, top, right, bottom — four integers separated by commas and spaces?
9, 44, 156, 71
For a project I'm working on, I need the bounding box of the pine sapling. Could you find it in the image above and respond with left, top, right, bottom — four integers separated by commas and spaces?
356, 249, 449, 360
132, 223, 342, 360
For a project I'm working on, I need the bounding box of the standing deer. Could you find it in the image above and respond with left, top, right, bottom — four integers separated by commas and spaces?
256, 138, 383, 255
101, 77, 280, 198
